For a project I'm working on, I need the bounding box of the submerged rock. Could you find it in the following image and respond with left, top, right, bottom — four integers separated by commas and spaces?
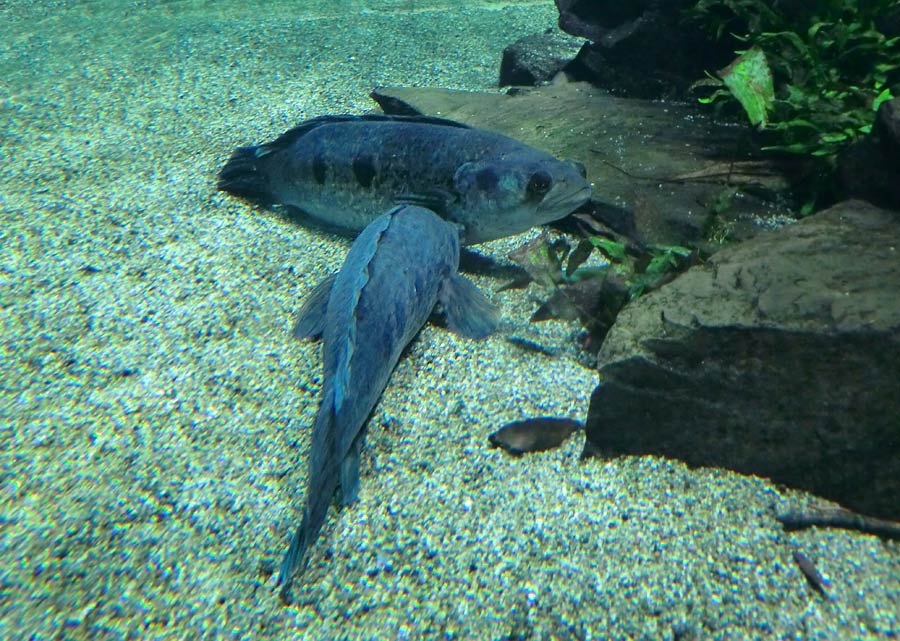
554, 0, 729, 99
499, 29, 585, 87
837, 97, 900, 210
584, 200, 900, 520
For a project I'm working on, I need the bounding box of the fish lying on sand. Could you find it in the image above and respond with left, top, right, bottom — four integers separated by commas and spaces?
488, 417, 582, 455
278, 205, 499, 597
217, 114, 591, 244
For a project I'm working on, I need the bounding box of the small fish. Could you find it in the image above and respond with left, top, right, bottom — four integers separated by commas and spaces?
792, 550, 829, 597
278, 205, 499, 595
217, 114, 591, 244
488, 417, 582, 455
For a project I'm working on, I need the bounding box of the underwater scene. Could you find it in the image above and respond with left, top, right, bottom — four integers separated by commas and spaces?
2, 0, 899, 639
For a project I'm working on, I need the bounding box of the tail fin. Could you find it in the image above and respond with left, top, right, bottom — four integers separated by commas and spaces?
277, 390, 340, 602
277, 515, 311, 603
277, 485, 338, 603
216, 146, 273, 202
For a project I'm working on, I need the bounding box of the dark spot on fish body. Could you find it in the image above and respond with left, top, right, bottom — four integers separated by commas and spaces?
312, 153, 327, 185
475, 167, 498, 191
526, 171, 553, 200
352, 154, 377, 189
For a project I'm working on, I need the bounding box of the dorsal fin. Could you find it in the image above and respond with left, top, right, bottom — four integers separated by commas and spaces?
331, 208, 401, 416
256, 114, 472, 157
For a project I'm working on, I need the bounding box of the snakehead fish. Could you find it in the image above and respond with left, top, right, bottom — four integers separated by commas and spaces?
217, 114, 591, 244
278, 205, 498, 598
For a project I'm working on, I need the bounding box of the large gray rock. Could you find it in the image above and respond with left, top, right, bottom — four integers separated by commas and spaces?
585, 200, 900, 519
498, 30, 585, 87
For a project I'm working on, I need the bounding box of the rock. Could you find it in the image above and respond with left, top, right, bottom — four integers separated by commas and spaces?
499, 29, 585, 87
488, 417, 582, 455
584, 200, 900, 520
554, 0, 730, 98
837, 98, 900, 210
877, 97, 900, 155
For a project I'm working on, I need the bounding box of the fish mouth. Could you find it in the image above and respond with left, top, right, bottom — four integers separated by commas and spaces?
537, 182, 592, 221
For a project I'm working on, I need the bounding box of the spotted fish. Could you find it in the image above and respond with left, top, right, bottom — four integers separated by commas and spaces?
278, 205, 498, 596
217, 114, 591, 244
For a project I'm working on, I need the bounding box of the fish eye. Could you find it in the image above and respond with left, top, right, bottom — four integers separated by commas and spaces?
526, 171, 552, 198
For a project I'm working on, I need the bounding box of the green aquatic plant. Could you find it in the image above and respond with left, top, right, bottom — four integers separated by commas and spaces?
688, 0, 900, 212
696, 46, 775, 127
507, 233, 694, 349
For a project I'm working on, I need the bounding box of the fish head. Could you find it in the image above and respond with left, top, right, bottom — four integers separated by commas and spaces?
452, 154, 592, 243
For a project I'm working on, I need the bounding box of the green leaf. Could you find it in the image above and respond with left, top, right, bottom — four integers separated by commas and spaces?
873, 88, 893, 111
588, 237, 626, 262
645, 246, 691, 275
717, 47, 775, 127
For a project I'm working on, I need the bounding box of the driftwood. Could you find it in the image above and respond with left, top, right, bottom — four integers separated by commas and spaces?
777, 507, 900, 540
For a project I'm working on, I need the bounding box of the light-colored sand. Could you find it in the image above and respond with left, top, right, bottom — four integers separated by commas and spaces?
1, 1, 897, 639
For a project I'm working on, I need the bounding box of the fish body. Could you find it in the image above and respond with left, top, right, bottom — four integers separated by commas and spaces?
279, 205, 498, 593
217, 114, 591, 244
488, 417, 582, 455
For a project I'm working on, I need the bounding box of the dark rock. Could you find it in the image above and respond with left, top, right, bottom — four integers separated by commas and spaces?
836, 98, 900, 210
585, 200, 900, 520
877, 4, 900, 38
499, 30, 586, 87
554, 0, 730, 99
875, 97, 900, 158
555, 0, 657, 45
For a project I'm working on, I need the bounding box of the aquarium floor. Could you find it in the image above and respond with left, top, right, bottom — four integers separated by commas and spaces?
1, 1, 897, 640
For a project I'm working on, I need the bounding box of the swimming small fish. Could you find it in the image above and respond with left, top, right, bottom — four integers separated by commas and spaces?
217, 114, 591, 244
488, 417, 582, 455
278, 205, 499, 596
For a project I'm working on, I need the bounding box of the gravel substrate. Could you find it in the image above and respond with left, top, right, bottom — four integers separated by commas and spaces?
1, 1, 897, 639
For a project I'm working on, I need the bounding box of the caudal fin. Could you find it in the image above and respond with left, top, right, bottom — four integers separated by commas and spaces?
216, 146, 273, 203
277, 516, 311, 603
277, 391, 341, 602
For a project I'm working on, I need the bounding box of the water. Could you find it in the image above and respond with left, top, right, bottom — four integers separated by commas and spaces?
1, 2, 897, 639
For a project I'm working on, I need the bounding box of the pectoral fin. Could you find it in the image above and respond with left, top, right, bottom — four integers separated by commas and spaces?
394, 189, 455, 216
439, 273, 500, 340
292, 273, 337, 340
